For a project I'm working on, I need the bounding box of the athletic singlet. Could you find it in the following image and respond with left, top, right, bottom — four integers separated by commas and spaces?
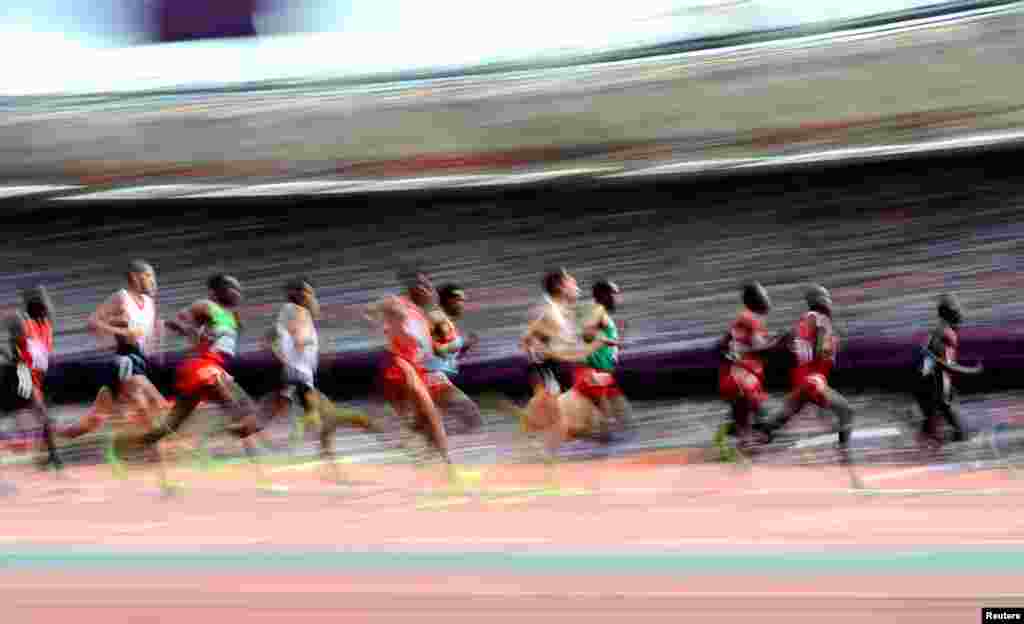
922, 322, 958, 399
389, 297, 431, 369
276, 302, 319, 378
792, 311, 837, 379
425, 315, 463, 376
115, 289, 155, 355
585, 313, 619, 371
199, 301, 239, 357
527, 296, 576, 364
13, 314, 53, 375
725, 308, 767, 379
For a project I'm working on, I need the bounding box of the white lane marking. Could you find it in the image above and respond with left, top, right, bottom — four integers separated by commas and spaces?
58, 184, 233, 201
603, 159, 753, 178
605, 130, 1024, 182
320, 175, 502, 193
792, 426, 903, 449
184, 181, 352, 198
0, 185, 80, 199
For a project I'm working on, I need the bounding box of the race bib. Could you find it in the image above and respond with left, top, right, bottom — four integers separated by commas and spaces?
731, 368, 758, 391
793, 339, 814, 365
806, 374, 827, 394
26, 338, 49, 372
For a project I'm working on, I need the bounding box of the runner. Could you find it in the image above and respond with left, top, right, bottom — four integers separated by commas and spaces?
263, 278, 380, 481
912, 294, 983, 450
520, 269, 580, 441
112, 275, 263, 487
1, 286, 63, 473
424, 283, 481, 434
764, 285, 858, 472
715, 282, 785, 455
61, 260, 169, 440
515, 270, 620, 463
576, 279, 631, 442
262, 277, 325, 452
365, 266, 457, 477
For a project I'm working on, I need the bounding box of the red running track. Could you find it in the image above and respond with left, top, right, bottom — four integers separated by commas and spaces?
2, 456, 1023, 622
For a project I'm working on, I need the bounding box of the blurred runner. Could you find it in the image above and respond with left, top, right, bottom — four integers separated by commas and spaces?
1, 286, 63, 473
764, 285, 860, 485
112, 275, 264, 490
912, 294, 983, 451
519, 269, 579, 451
512, 270, 620, 466
576, 279, 632, 442
365, 266, 465, 484
262, 278, 381, 482
715, 282, 785, 457
61, 260, 170, 441
424, 283, 481, 434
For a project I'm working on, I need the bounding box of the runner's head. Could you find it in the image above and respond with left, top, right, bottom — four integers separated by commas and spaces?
741, 281, 771, 315
286, 277, 319, 319
22, 285, 53, 321
127, 260, 156, 297
438, 283, 466, 319
937, 293, 963, 328
397, 264, 436, 307
592, 280, 621, 313
805, 284, 833, 317
543, 268, 579, 304
208, 274, 242, 308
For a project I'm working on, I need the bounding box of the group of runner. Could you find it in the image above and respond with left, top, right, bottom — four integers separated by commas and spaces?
0, 259, 983, 487
717, 282, 983, 462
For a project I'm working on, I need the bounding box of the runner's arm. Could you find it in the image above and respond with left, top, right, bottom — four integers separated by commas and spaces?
429, 310, 465, 357
6, 315, 35, 400
581, 306, 607, 343
365, 297, 405, 327
269, 303, 306, 361
925, 329, 982, 375
280, 303, 309, 345
165, 301, 208, 341
814, 315, 834, 360
932, 336, 983, 375
88, 292, 134, 340
364, 300, 385, 325
935, 359, 983, 375
543, 336, 619, 363
5, 315, 23, 364
521, 312, 557, 353
746, 332, 787, 354
459, 333, 480, 355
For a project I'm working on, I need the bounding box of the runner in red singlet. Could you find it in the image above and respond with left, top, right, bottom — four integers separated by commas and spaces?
2, 286, 63, 472
112, 275, 264, 489
717, 282, 785, 452
366, 267, 453, 469
765, 285, 857, 465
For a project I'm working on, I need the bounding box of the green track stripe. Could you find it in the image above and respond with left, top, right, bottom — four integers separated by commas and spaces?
1, 549, 1021, 575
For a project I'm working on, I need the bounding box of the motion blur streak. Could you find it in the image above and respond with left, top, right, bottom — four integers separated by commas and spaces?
3, 2, 1024, 623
